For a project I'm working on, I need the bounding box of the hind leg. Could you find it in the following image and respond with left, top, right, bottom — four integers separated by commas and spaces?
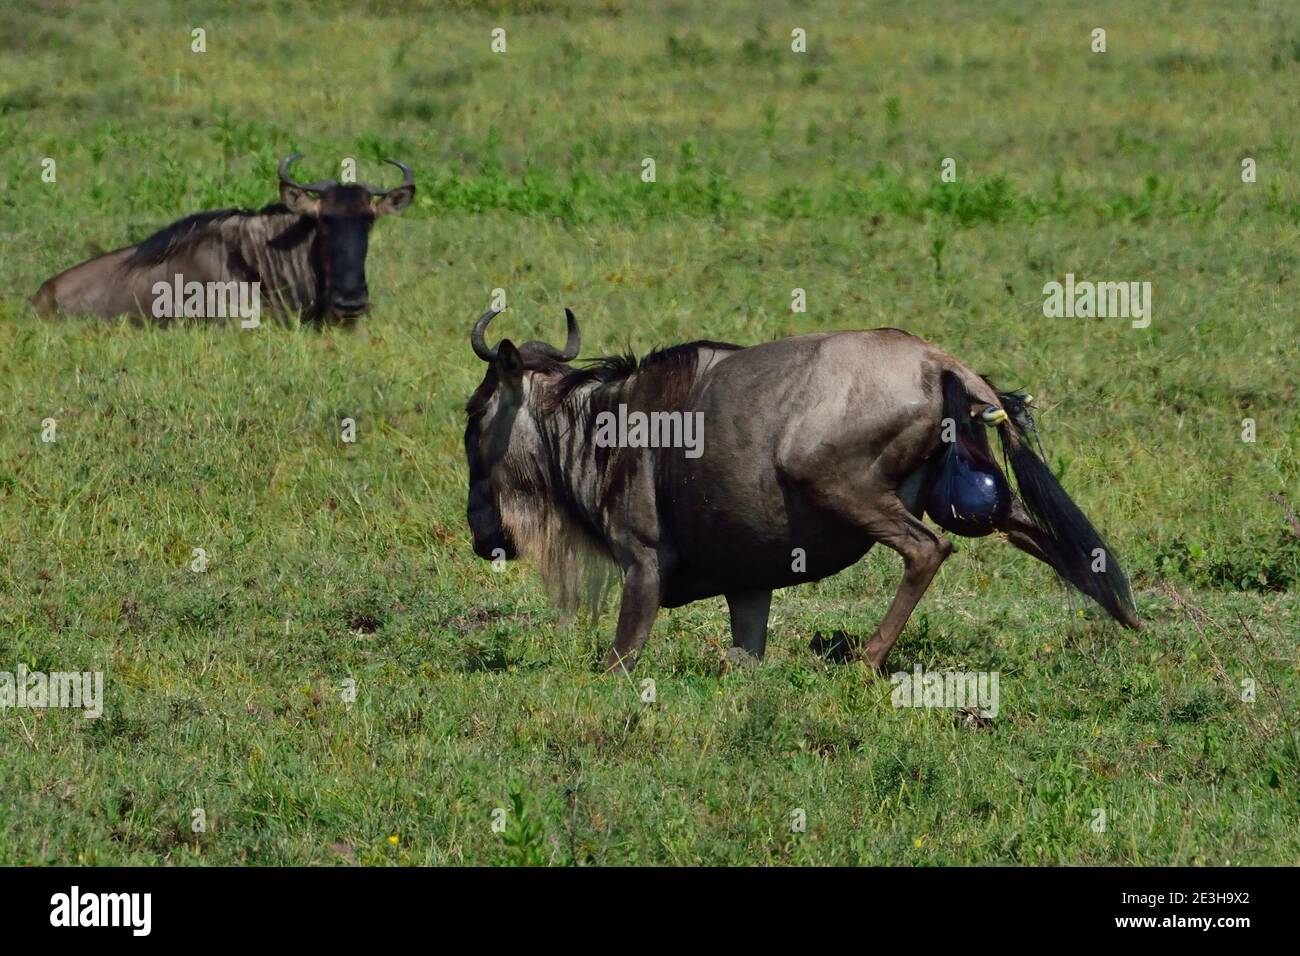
725, 590, 772, 658
857, 500, 953, 671
781, 407, 954, 671
801, 488, 951, 672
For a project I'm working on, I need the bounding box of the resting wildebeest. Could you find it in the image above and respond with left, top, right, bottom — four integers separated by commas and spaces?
465, 310, 1139, 673
30, 155, 414, 323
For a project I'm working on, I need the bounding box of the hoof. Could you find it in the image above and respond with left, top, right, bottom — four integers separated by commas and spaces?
955, 706, 996, 730
724, 647, 760, 670
863, 654, 892, 676
810, 629, 856, 664
602, 652, 636, 675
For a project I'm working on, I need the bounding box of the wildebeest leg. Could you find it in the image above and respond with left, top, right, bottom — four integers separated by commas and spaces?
725, 590, 772, 658
807, 494, 951, 672
604, 560, 662, 674
859, 503, 952, 672
859, 505, 953, 671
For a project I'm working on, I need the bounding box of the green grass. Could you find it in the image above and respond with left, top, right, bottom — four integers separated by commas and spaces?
1, 0, 1298, 865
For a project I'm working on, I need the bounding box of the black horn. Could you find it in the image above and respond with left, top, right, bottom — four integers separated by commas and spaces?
475, 308, 580, 363
472, 309, 502, 362
524, 309, 582, 361
278, 154, 335, 193
559, 308, 581, 361
366, 159, 414, 196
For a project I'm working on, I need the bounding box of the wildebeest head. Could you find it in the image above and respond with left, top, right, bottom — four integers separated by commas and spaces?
277, 154, 415, 319
464, 307, 581, 562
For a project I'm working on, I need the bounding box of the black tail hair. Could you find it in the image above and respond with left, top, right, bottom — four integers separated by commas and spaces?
940, 370, 993, 459
988, 388, 1138, 628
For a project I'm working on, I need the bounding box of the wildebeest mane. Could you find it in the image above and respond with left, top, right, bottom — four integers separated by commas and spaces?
123, 202, 303, 269
553, 339, 741, 410
537, 340, 741, 503
493, 339, 741, 616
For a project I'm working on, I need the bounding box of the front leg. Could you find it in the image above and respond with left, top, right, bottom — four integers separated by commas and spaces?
603, 559, 662, 674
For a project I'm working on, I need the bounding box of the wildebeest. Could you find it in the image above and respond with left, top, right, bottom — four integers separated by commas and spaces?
465, 310, 1139, 674
30, 155, 414, 323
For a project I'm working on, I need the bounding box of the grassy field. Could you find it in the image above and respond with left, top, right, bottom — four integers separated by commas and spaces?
1, 0, 1298, 865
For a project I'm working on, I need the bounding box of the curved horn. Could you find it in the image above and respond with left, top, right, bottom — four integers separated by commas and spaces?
472, 309, 502, 362
367, 158, 414, 196
559, 308, 580, 360
278, 154, 335, 193
522, 309, 582, 361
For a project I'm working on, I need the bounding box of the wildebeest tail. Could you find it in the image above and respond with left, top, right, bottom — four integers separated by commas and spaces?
938, 368, 999, 463
988, 385, 1139, 629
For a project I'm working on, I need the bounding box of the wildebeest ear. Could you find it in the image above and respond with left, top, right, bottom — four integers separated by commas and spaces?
496, 339, 524, 385
373, 185, 414, 217
280, 183, 321, 217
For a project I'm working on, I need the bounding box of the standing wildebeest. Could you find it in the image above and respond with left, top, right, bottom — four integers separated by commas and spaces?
465, 310, 1139, 674
30, 155, 414, 323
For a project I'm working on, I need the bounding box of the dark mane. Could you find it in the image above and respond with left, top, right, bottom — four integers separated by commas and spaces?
554, 340, 742, 405
469, 338, 742, 614
124, 202, 291, 269
541, 338, 743, 514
